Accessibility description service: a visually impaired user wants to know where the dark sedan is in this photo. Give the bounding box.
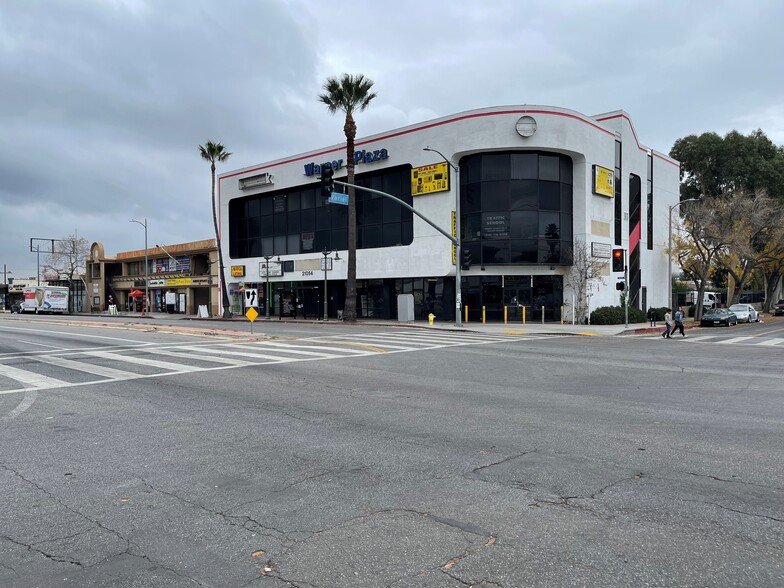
[700,308,738,327]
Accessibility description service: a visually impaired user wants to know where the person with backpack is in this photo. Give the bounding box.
[672,306,686,337]
[662,308,672,339]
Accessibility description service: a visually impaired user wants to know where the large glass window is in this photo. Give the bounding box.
[460,151,573,266]
[229,165,413,258]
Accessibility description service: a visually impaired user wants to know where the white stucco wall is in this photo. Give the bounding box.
[218,105,679,313]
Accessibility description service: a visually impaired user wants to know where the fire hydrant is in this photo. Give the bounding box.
[428,313,435,326]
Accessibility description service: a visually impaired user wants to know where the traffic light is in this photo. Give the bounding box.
[612,248,624,272]
[461,248,472,270]
[320,166,334,199]
[615,281,626,291]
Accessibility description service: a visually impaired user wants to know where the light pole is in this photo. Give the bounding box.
[423,146,462,327]
[668,198,700,309]
[130,218,149,316]
[321,247,340,321]
[262,254,279,320]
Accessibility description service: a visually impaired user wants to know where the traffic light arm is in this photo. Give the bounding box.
[333,179,457,245]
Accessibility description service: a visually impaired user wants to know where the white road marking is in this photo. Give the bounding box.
[716,336,756,345]
[137,347,259,367]
[17,340,68,350]
[2,391,37,420]
[757,338,784,346]
[30,354,141,380]
[0,363,69,389]
[86,351,204,372]
[169,345,300,363]
[0,325,153,344]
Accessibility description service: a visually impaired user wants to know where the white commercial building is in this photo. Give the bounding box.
[218,105,680,322]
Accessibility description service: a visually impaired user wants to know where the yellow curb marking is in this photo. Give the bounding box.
[577,332,599,336]
[501,330,526,334]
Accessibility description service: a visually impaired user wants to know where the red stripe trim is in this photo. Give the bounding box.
[218,108,618,181]
[629,221,641,253]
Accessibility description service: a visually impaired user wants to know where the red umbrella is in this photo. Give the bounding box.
[129,290,144,297]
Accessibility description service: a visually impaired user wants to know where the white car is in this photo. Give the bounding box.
[729,304,759,323]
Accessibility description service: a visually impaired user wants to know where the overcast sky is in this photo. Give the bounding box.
[2,0,783,280]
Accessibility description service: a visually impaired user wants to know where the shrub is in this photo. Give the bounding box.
[590,305,647,325]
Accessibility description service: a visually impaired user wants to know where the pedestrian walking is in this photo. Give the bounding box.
[672,306,686,337]
[662,308,672,338]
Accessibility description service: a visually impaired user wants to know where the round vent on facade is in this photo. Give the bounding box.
[515,116,537,137]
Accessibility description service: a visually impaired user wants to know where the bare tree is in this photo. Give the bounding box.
[713,191,784,304]
[563,240,608,324]
[42,235,89,282]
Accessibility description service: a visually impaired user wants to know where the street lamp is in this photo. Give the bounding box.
[130,218,149,316]
[321,247,340,321]
[668,198,700,308]
[262,254,279,320]
[423,146,462,327]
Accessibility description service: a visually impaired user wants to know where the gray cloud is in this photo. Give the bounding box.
[2,0,783,278]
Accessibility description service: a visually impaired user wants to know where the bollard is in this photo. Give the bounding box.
[541,305,545,324]
[560,305,564,324]
[482,305,486,324]
[504,306,508,324]
[428,313,435,326]
[522,306,526,324]
[464,305,468,323]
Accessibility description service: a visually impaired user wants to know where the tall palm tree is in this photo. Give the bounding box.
[199,140,233,318]
[318,73,377,322]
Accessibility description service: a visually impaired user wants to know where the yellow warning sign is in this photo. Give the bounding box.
[245,307,259,322]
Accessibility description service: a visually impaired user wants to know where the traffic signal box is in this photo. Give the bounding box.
[612,248,625,272]
[320,167,334,199]
[461,249,472,271]
[615,281,626,291]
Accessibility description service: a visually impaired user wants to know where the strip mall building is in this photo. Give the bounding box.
[218,105,680,322]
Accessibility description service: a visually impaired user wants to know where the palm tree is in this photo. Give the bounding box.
[199,140,233,318]
[318,74,377,322]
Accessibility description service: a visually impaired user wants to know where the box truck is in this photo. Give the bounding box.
[21,286,70,314]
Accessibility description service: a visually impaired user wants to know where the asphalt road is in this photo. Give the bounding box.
[1,315,782,587]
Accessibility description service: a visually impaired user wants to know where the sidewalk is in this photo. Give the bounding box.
[76,310,677,337]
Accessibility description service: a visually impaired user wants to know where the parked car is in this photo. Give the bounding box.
[729,304,759,323]
[773,300,784,316]
[700,308,738,327]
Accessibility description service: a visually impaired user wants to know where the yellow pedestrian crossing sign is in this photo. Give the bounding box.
[245,307,258,322]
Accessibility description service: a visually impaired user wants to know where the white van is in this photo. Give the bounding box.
[688,291,719,309]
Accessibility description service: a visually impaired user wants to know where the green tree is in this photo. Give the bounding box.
[670,129,784,202]
[199,140,233,318]
[318,73,377,322]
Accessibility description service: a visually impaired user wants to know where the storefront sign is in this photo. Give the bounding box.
[591,242,611,259]
[259,261,283,277]
[149,279,165,287]
[231,265,245,277]
[166,278,192,286]
[303,148,389,176]
[593,165,614,198]
[482,213,510,239]
[191,277,212,286]
[412,162,450,196]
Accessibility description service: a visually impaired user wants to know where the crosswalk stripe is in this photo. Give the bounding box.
[169,345,299,363]
[30,355,140,380]
[136,348,259,367]
[0,363,69,389]
[86,351,204,372]
[240,343,346,358]
[323,335,428,349]
[757,338,784,346]
[250,342,369,356]
[716,336,756,345]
